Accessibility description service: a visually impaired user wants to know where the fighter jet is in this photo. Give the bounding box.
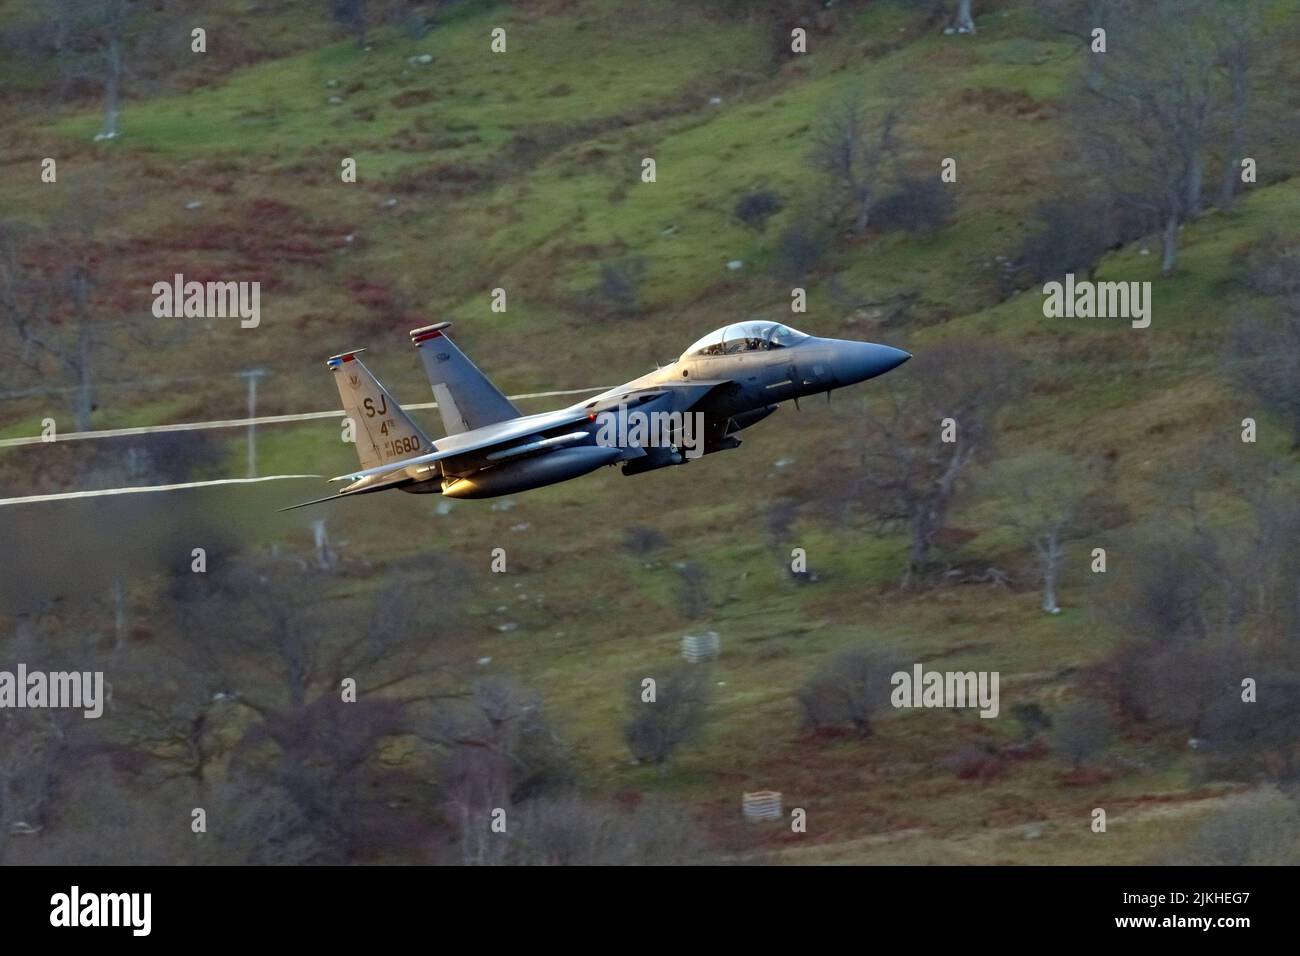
[282,321,909,510]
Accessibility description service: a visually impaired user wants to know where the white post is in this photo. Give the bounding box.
[238,369,267,478]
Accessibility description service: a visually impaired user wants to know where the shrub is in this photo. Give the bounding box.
[774,219,829,283]
[870,176,953,235]
[797,647,896,736]
[596,257,647,316]
[1052,699,1113,771]
[734,189,784,232]
[623,665,712,764]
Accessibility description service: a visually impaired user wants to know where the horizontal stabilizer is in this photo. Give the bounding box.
[330,405,595,484]
[278,475,410,512]
[278,491,359,512]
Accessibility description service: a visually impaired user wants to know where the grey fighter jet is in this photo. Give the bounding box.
[283,321,909,510]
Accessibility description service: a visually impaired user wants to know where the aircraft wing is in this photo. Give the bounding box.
[580,379,734,410]
[641,380,736,407]
[329,406,596,484]
[331,380,737,485]
[326,377,739,492]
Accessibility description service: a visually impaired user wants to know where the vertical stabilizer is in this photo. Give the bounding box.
[327,350,431,470]
[409,323,519,435]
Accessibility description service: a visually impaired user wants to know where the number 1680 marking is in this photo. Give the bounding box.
[385,436,420,457]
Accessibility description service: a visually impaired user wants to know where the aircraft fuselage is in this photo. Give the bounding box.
[290,323,909,510]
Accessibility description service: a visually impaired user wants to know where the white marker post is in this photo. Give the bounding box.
[237,368,267,478]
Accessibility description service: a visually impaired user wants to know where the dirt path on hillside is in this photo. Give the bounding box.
[732,787,1258,865]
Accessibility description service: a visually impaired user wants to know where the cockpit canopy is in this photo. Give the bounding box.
[681,322,810,359]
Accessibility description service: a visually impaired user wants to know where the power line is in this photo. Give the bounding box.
[0,475,322,508]
[0,387,613,449]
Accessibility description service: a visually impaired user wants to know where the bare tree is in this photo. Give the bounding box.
[1071,0,1251,274]
[1110,525,1240,649]
[993,450,1096,613]
[133,554,472,862]
[441,742,510,866]
[1227,306,1300,449]
[1036,1,1133,43]
[947,0,976,35]
[857,340,1025,586]
[0,708,79,863]
[767,497,812,581]
[95,0,126,139]
[7,764,192,866]
[1243,483,1300,648]
[13,0,195,136]
[1100,452,1300,741]
[506,793,710,866]
[809,96,901,236]
[0,195,114,431]
[435,676,571,865]
[329,0,370,49]
[0,616,97,864]
[1201,668,1300,784]
[100,635,238,817]
[1212,7,1258,211]
[623,665,712,765]
[1036,0,1134,90]
[1162,790,1300,865]
[903,0,976,36]
[37,0,133,140]
[1011,196,1115,287]
[674,561,713,620]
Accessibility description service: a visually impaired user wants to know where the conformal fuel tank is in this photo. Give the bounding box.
[440,445,622,499]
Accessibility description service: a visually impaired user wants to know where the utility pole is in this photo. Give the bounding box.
[237,368,267,478]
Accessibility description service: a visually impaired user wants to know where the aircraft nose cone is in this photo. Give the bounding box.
[875,344,912,373]
[836,342,911,384]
